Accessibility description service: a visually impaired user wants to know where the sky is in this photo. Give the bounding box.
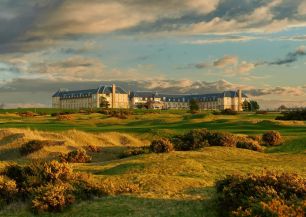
[0,0,306,109]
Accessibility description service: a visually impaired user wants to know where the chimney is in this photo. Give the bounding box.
[112,84,116,109]
[238,89,242,112]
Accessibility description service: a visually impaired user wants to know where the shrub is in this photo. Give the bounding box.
[0,176,18,207]
[42,160,73,183]
[19,111,36,117]
[207,131,237,147]
[32,183,75,213]
[20,140,65,156]
[120,136,130,145]
[173,129,210,151]
[236,139,263,152]
[59,149,91,163]
[221,109,238,115]
[4,164,32,191]
[256,110,268,114]
[119,147,149,158]
[20,140,45,155]
[216,172,306,217]
[1,160,140,214]
[87,145,102,153]
[276,109,306,121]
[262,130,283,146]
[56,114,73,121]
[247,135,262,144]
[149,139,174,153]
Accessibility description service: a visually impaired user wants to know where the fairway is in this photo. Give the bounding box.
[0,110,305,217]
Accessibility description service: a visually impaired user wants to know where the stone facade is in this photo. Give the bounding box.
[52,84,129,109]
[129,90,248,111]
[52,85,248,111]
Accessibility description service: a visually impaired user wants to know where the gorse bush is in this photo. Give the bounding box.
[32,183,75,214]
[87,145,102,153]
[236,137,263,152]
[20,140,65,156]
[1,160,140,213]
[262,130,283,146]
[173,129,210,151]
[207,131,237,147]
[216,172,306,217]
[56,114,73,121]
[276,109,306,120]
[221,109,238,115]
[59,149,91,163]
[119,147,149,158]
[42,160,73,183]
[149,138,174,153]
[0,175,18,207]
[172,129,262,151]
[20,140,44,155]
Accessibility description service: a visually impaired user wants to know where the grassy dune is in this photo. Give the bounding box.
[0,111,305,216]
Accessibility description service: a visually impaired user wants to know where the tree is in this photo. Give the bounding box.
[278,105,287,112]
[99,97,110,109]
[250,100,260,111]
[189,99,199,113]
[0,103,4,109]
[242,100,250,111]
[243,100,260,112]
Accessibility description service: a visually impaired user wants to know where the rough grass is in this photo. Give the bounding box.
[0,128,147,164]
[0,111,305,217]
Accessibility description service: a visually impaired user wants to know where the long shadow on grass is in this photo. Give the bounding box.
[0,193,217,217]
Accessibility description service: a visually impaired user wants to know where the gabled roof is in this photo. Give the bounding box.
[98,86,127,94]
[130,90,248,102]
[129,91,158,98]
[52,85,127,99]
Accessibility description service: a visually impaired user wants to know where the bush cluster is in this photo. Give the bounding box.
[20,140,65,156]
[98,109,133,119]
[119,147,149,158]
[173,129,210,151]
[173,129,239,150]
[51,111,76,117]
[87,145,102,153]
[18,111,37,117]
[213,109,238,115]
[56,114,73,121]
[0,160,139,213]
[149,139,174,153]
[172,129,283,152]
[236,137,263,152]
[216,172,306,217]
[276,109,306,121]
[0,175,18,208]
[32,183,75,214]
[207,131,237,147]
[59,149,91,163]
[256,110,268,114]
[262,130,283,146]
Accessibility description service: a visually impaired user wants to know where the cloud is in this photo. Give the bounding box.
[26,0,220,37]
[213,55,238,68]
[298,1,306,15]
[238,62,256,73]
[183,35,257,45]
[268,46,306,65]
[192,55,256,74]
[2,0,306,54]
